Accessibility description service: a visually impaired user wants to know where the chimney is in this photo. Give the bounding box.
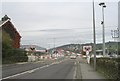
[1,15,11,21]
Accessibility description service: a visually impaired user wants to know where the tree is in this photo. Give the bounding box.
[2,31,28,64]
[2,31,13,58]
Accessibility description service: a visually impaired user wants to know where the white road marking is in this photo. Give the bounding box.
[2,60,64,80]
[16,62,27,65]
[34,61,44,64]
[73,62,77,79]
[28,68,39,73]
[2,63,55,80]
[2,70,30,80]
[74,62,76,65]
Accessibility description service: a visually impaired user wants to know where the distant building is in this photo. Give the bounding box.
[0,15,21,48]
[21,45,46,52]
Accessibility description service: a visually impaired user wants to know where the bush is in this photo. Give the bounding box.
[2,48,28,64]
[2,41,28,64]
[90,57,120,80]
[2,31,28,64]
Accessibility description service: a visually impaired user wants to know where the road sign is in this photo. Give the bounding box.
[83,46,92,52]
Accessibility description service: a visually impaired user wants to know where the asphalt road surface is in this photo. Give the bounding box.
[2,60,52,78]
[2,59,76,79]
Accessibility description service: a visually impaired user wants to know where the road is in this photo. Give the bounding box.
[2,58,77,79]
[2,60,53,78]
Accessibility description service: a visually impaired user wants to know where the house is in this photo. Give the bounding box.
[0,15,21,48]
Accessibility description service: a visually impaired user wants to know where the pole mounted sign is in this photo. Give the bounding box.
[83,46,92,52]
[83,45,92,64]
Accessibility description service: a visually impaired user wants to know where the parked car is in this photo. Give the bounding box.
[70,54,76,59]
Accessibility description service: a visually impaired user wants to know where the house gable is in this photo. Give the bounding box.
[0,15,21,48]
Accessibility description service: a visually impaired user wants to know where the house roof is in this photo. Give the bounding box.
[0,15,21,38]
[0,19,10,27]
[0,15,11,27]
[0,21,3,25]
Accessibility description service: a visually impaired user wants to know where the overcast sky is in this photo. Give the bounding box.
[1,0,119,48]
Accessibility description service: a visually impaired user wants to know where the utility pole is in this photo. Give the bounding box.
[118,2,120,56]
[99,2,106,57]
[92,0,96,71]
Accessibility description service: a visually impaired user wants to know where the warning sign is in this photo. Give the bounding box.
[83,46,92,52]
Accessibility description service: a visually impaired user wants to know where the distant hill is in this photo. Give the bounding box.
[21,45,46,50]
[50,41,118,54]
[56,42,118,49]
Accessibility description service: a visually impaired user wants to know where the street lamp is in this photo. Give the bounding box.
[99,2,106,57]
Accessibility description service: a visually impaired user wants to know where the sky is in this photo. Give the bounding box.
[1,0,119,48]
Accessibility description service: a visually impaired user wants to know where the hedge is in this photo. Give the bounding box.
[2,32,28,64]
[90,57,120,80]
[2,48,28,64]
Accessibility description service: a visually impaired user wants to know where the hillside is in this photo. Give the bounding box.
[21,45,46,50]
[50,42,119,54]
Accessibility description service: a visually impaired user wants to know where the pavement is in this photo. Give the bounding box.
[76,57,106,80]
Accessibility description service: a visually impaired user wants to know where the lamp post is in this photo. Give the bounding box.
[99,2,106,57]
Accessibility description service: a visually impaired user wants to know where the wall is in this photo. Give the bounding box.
[2,21,21,48]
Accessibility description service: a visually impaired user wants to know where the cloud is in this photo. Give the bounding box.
[2,1,118,48]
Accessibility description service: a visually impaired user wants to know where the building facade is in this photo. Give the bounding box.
[0,15,21,48]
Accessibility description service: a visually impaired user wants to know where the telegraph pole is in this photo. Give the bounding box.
[93,0,96,71]
[118,2,120,57]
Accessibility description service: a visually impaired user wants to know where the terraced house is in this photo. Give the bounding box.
[0,15,21,48]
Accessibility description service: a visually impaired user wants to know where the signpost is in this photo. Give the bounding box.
[83,46,92,64]
[83,46,92,52]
